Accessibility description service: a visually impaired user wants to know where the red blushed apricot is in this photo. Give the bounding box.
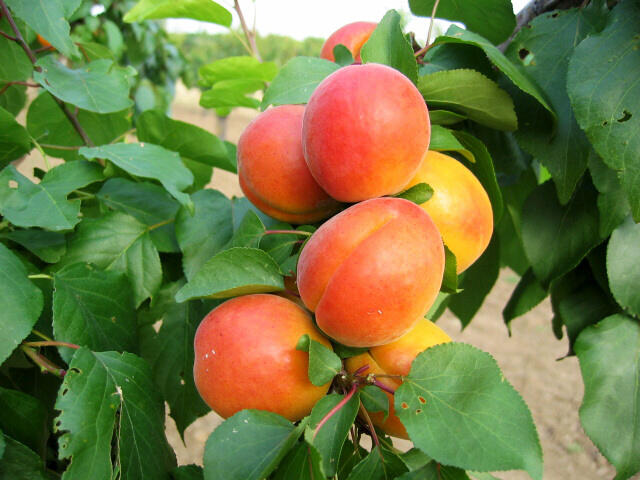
[320,21,377,62]
[297,197,444,347]
[237,105,340,224]
[302,64,431,202]
[404,150,493,273]
[193,294,332,421]
[346,319,452,438]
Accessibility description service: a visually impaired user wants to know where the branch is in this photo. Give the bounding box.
[234,0,262,61]
[0,0,94,147]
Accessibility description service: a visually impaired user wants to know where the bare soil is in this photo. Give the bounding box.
[16,84,617,479]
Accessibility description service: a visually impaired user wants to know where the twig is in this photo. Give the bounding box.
[21,346,66,377]
[0,1,37,64]
[33,45,54,54]
[24,340,80,350]
[234,0,262,61]
[313,383,358,440]
[40,143,81,151]
[414,0,441,57]
[0,29,16,41]
[371,378,396,395]
[358,403,381,450]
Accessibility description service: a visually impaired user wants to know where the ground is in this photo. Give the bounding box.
[17,84,617,479]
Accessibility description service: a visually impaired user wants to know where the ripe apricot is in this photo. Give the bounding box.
[297,197,444,347]
[346,319,452,438]
[302,64,431,202]
[320,21,377,62]
[193,294,332,421]
[36,34,52,49]
[237,105,340,224]
[404,150,493,273]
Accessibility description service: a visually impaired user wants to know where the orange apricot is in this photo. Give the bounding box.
[297,197,444,347]
[320,21,377,62]
[193,294,332,421]
[237,105,340,224]
[302,63,431,202]
[404,150,493,273]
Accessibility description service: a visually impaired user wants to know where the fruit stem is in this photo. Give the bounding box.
[371,378,396,395]
[352,364,370,377]
[24,340,80,350]
[263,229,312,237]
[313,382,358,440]
[21,346,66,378]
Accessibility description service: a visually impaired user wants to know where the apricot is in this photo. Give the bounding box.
[193,294,332,421]
[320,21,377,62]
[404,150,493,273]
[302,63,431,202]
[36,34,52,49]
[237,105,340,224]
[346,319,452,438]
[297,197,444,347]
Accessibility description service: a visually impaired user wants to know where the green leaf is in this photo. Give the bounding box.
[440,245,459,294]
[259,224,298,266]
[399,449,432,471]
[0,84,27,116]
[175,190,233,280]
[0,387,48,456]
[397,462,470,479]
[137,110,236,173]
[0,106,30,166]
[429,125,474,163]
[96,178,180,253]
[394,182,433,205]
[598,189,631,239]
[296,335,341,387]
[271,441,325,480]
[139,282,211,436]
[568,1,640,220]
[55,348,176,479]
[448,237,500,327]
[5,0,80,58]
[360,385,389,421]
[419,69,516,131]
[429,110,467,126]
[503,269,548,329]
[337,441,368,478]
[575,315,640,480]
[305,392,360,477]
[172,465,203,480]
[80,143,194,209]
[396,343,542,480]
[34,57,134,113]
[409,0,515,44]
[607,217,640,317]
[432,26,553,117]
[199,56,277,86]
[76,41,116,61]
[453,131,504,223]
[3,229,66,263]
[506,9,602,204]
[27,92,130,161]
[225,210,265,249]
[0,161,103,231]
[52,263,137,362]
[521,180,600,287]
[0,435,49,480]
[175,248,284,302]
[261,57,340,108]
[0,18,32,82]
[346,446,408,480]
[200,79,264,110]
[333,44,355,66]
[58,212,162,307]
[124,0,231,26]
[360,10,418,84]
[203,410,304,480]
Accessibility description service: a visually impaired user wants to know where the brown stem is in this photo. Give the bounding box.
[371,378,396,395]
[0,29,16,41]
[313,383,358,440]
[414,0,441,57]
[358,403,381,449]
[234,0,262,61]
[21,346,66,377]
[24,340,80,350]
[33,45,54,54]
[0,1,38,64]
[352,364,370,377]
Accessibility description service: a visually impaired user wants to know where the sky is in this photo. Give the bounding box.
[166,0,531,42]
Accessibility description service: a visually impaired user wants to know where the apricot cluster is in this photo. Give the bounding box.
[193,25,494,435]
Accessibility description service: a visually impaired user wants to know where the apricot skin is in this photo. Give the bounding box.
[404,150,493,273]
[193,294,332,421]
[297,197,444,347]
[346,319,452,438]
[302,64,431,202]
[320,21,377,62]
[237,105,339,224]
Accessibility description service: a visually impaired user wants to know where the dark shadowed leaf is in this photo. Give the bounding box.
[0,387,48,456]
[0,106,31,165]
[0,435,50,480]
[503,269,547,329]
[271,442,325,480]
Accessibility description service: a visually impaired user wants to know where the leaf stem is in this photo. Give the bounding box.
[313,382,358,440]
[0,29,16,41]
[28,273,53,280]
[263,229,312,237]
[148,218,174,231]
[21,346,66,377]
[31,329,54,341]
[358,402,381,450]
[371,378,396,395]
[24,340,80,350]
[414,0,441,58]
[40,143,81,151]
